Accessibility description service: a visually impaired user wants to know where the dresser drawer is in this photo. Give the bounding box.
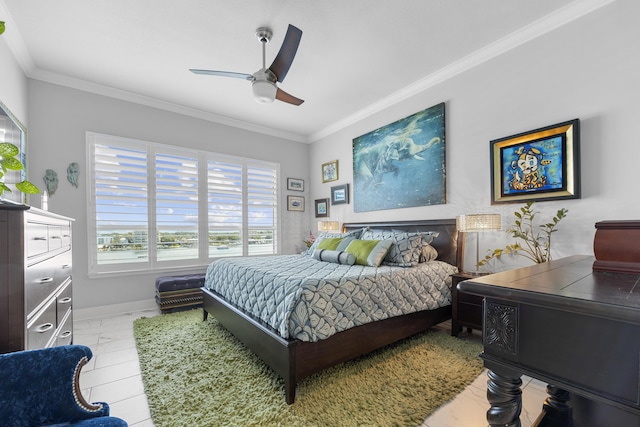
[25,251,72,318]
[56,279,73,322]
[26,214,72,258]
[27,297,57,350]
[457,290,483,305]
[56,309,73,347]
[26,221,49,257]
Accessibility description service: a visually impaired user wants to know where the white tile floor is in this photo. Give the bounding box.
[75,309,547,427]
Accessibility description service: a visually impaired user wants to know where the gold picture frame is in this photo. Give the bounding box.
[490,119,580,204]
[321,160,338,183]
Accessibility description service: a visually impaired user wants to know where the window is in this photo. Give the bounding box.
[87,132,279,275]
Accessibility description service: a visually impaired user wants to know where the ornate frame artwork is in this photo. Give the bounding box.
[490,119,580,204]
[352,102,446,212]
[321,160,338,183]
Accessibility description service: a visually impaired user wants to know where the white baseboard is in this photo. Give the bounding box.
[74,298,159,321]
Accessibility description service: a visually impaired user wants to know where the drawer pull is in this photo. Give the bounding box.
[59,330,72,339]
[61,264,71,269]
[37,277,54,284]
[59,297,72,304]
[51,236,61,239]
[35,323,54,333]
[33,237,48,241]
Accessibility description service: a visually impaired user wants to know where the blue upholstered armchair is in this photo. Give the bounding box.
[0,345,128,427]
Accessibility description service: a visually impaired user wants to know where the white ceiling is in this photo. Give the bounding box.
[3,0,604,143]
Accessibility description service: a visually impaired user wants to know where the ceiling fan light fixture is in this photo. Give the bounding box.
[252,80,277,103]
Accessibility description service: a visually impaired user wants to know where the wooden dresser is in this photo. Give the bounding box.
[0,203,74,354]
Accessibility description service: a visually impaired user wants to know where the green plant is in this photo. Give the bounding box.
[0,142,39,197]
[479,201,568,266]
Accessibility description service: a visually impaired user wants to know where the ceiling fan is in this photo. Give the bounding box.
[190,24,304,106]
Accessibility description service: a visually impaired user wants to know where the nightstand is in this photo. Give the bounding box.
[450,272,486,337]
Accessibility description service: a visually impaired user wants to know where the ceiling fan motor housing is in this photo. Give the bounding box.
[252,80,277,103]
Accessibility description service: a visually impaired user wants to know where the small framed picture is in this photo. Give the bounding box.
[331,184,349,205]
[287,195,305,212]
[321,160,339,183]
[287,178,304,192]
[315,198,330,218]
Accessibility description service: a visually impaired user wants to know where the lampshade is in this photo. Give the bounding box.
[457,214,501,232]
[252,80,277,103]
[317,221,341,232]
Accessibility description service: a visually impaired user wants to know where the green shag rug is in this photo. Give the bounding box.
[133,309,483,427]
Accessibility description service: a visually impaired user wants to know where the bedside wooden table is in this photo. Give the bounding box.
[450,272,485,336]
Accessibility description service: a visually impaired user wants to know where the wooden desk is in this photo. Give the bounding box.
[459,256,640,427]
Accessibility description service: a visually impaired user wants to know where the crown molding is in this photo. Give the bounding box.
[308,0,616,143]
[28,68,308,143]
[2,0,615,144]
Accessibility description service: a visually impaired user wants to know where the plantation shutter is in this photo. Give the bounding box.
[247,163,278,255]
[207,159,243,257]
[87,132,280,275]
[155,148,199,261]
[91,138,149,266]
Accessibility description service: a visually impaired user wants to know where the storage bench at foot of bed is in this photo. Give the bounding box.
[155,274,205,313]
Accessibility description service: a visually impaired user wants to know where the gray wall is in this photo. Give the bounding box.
[26,81,310,312]
[309,0,640,272]
[5,0,639,312]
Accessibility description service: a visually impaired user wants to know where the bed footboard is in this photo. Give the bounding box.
[202,286,451,404]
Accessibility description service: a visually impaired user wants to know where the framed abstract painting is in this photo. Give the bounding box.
[352,103,446,212]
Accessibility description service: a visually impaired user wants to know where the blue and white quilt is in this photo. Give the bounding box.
[204,254,457,342]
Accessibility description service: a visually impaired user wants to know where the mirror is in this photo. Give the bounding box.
[0,101,27,204]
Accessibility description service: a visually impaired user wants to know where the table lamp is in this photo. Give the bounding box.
[456,214,502,274]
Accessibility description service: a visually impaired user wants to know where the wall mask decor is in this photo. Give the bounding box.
[67,162,79,188]
[352,102,446,212]
[43,169,58,196]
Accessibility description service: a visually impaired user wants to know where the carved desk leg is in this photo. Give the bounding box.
[532,385,572,426]
[486,368,523,427]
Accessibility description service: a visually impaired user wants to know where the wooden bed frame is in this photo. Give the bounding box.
[202,219,459,404]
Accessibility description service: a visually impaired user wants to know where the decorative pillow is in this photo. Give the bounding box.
[391,230,440,264]
[313,249,356,265]
[361,230,421,266]
[305,228,365,255]
[345,239,393,267]
[316,237,344,251]
[420,244,439,262]
[316,236,357,252]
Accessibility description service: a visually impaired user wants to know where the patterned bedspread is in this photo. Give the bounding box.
[204,254,457,342]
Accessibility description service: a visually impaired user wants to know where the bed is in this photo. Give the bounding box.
[201,219,460,404]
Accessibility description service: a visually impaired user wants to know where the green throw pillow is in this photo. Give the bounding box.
[316,237,344,251]
[345,239,393,267]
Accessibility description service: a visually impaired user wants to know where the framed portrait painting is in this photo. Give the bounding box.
[490,119,580,204]
[352,102,446,212]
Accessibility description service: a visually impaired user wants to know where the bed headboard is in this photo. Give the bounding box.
[342,219,460,268]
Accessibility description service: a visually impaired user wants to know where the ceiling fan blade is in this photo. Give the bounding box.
[276,88,304,106]
[189,69,254,81]
[268,24,302,83]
